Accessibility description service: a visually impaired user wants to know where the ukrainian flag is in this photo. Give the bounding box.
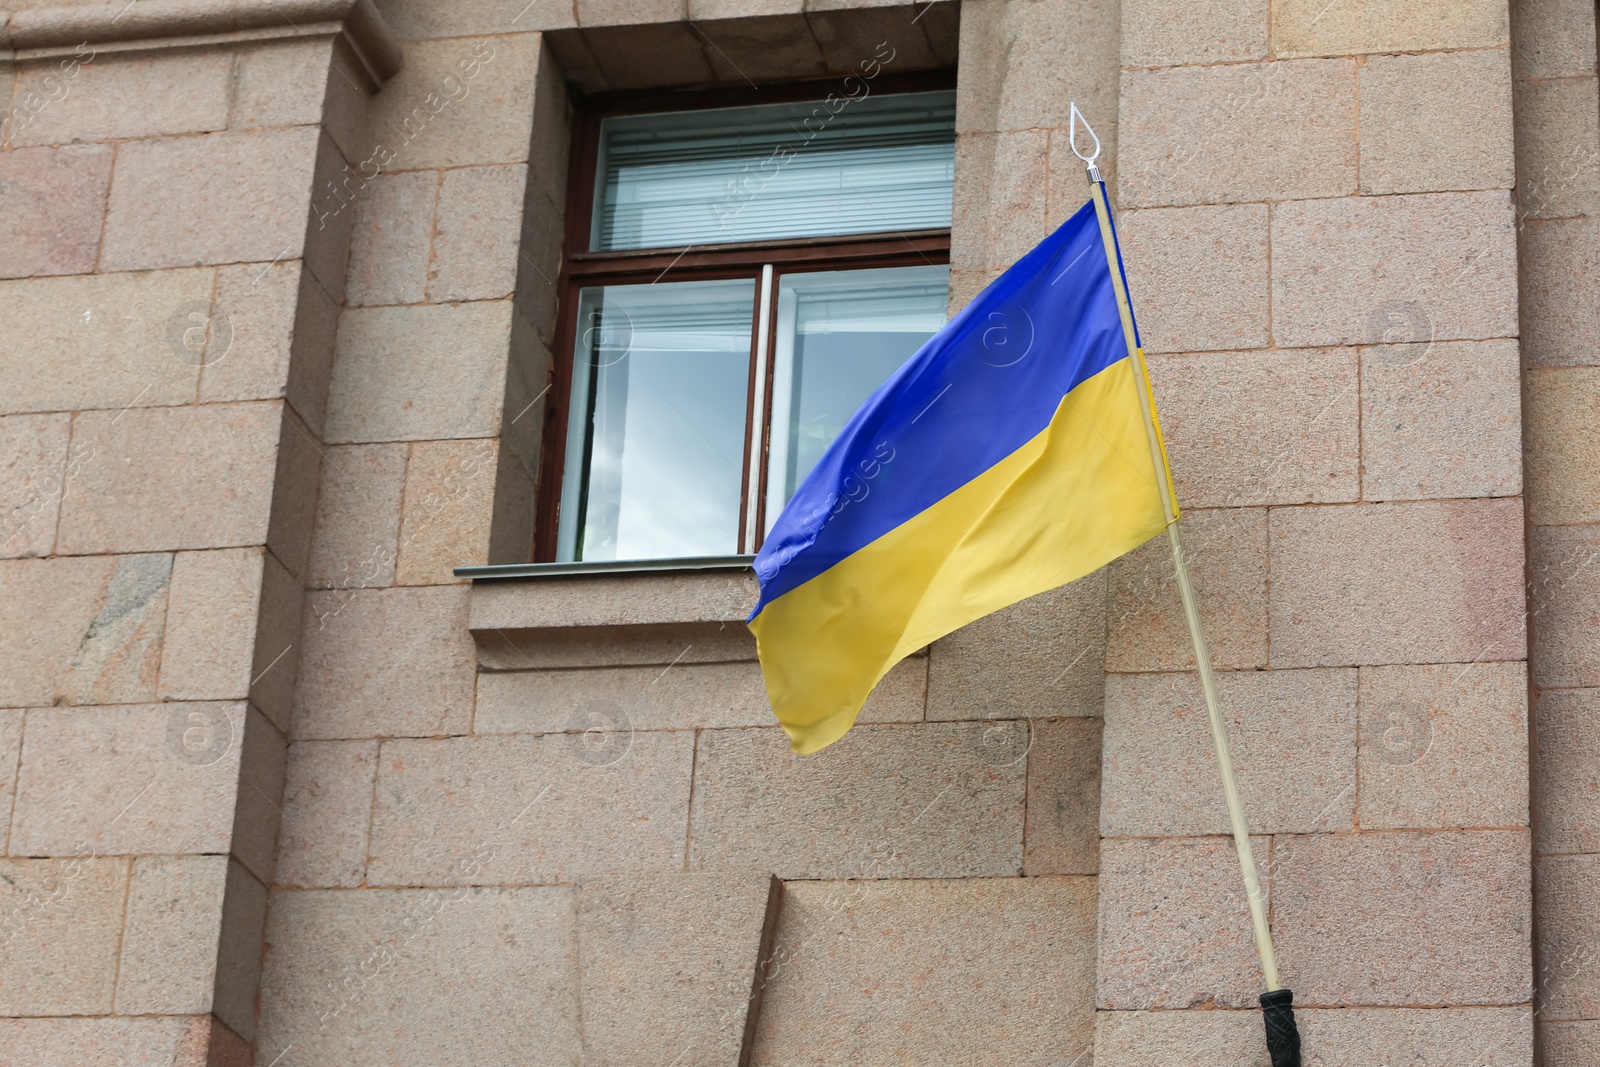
[750,195,1180,754]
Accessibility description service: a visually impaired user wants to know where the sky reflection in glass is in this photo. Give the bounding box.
[560,278,755,561]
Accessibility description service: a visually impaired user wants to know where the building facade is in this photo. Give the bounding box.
[0,0,1595,1062]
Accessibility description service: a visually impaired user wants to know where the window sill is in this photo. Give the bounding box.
[464,557,760,670]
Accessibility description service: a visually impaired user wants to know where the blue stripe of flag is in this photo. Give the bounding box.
[752,198,1127,618]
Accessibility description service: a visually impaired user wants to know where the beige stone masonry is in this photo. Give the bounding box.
[1107,506,1268,672]
[951,0,1118,281]
[0,554,171,708]
[0,412,71,560]
[1539,853,1600,1020]
[258,872,782,1067]
[1097,835,1273,1009]
[325,301,516,443]
[1356,662,1529,831]
[1119,204,1270,353]
[56,402,283,556]
[533,3,958,95]
[0,0,401,87]
[0,0,1560,1059]
[344,170,437,307]
[1521,218,1600,368]
[1535,687,1600,855]
[1096,1007,1532,1066]
[213,857,270,1041]
[356,34,544,171]
[1529,524,1600,691]
[926,573,1106,721]
[0,711,20,853]
[556,22,716,90]
[578,872,781,1066]
[951,129,1054,271]
[1269,499,1526,668]
[1121,0,1268,68]
[754,877,1097,1067]
[0,2,401,1058]
[1545,1020,1600,1064]
[11,702,245,856]
[158,548,268,702]
[0,1016,220,1065]
[230,703,290,883]
[1024,717,1103,876]
[1514,0,1596,80]
[1109,0,1533,1047]
[0,269,212,417]
[1273,831,1531,1006]
[1271,0,1507,58]
[367,730,695,885]
[470,568,760,629]
[264,408,326,584]
[1360,339,1523,501]
[115,855,230,1016]
[305,442,407,590]
[0,856,129,1015]
[1120,59,1358,209]
[376,0,575,39]
[476,655,926,734]
[463,541,766,684]
[1271,191,1519,350]
[482,620,760,671]
[0,145,113,278]
[259,885,580,1066]
[656,12,822,86]
[1518,0,1600,1051]
[429,163,529,303]
[234,39,367,152]
[1147,348,1359,506]
[274,739,379,888]
[294,583,475,739]
[394,437,501,584]
[1359,50,1515,196]
[1515,77,1600,220]
[251,549,305,731]
[9,50,233,146]
[1526,365,1600,525]
[956,0,1116,136]
[1102,668,1357,837]
[199,262,341,439]
[690,722,1026,880]
[576,0,687,28]
[103,127,326,272]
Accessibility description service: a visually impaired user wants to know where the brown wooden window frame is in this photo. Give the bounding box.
[534,70,956,563]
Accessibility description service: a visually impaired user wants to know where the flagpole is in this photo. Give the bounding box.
[1069,105,1302,1067]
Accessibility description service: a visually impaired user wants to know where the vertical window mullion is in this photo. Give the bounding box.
[742,264,775,554]
[763,268,799,544]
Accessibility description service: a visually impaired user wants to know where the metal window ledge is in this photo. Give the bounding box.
[454,555,754,581]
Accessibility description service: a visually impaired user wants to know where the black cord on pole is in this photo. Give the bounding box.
[1261,988,1302,1067]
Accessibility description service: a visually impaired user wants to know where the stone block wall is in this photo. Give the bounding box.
[0,0,1578,1063]
[257,3,1107,1066]
[1514,0,1600,1062]
[0,1,400,1060]
[1101,0,1535,1061]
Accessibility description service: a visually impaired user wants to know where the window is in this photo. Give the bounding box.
[540,77,956,563]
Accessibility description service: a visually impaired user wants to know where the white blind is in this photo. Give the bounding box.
[592,90,956,251]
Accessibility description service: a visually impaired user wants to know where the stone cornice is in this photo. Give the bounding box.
[1,0,403,87]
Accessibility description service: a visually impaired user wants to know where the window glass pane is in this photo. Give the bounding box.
[765,265,949,531]
[593,90,956,251]
[559,278,755,561]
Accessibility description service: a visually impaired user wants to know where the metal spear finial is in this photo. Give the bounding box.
[1068,102,1103,184]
